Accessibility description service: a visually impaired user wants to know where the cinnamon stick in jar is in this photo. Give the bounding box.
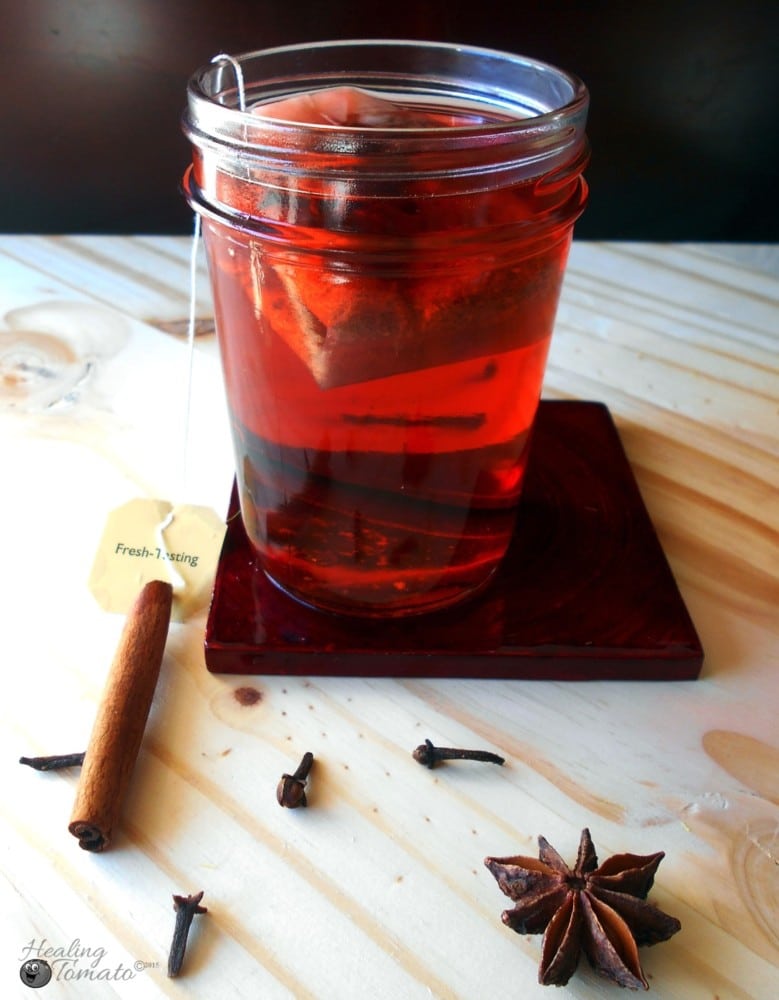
[69,580,173,851]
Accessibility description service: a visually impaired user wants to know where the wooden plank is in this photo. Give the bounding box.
[2,238,777,999]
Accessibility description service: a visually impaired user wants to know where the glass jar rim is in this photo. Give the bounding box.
[185,38,589,141]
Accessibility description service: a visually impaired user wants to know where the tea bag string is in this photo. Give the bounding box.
[139,55,249,592]
[180,208,200,499]
[166,52,247,558]
[151,207,201,592]
[210,53,247,112]
[181,53,246,487]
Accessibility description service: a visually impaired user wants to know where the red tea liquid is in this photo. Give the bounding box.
[198,90,581,615]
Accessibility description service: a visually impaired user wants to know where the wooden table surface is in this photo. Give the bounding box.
[1,237,777,999]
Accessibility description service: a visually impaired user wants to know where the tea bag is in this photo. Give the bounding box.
[248,87,550,389]
[251,85,461,127]
[253,247,559,390]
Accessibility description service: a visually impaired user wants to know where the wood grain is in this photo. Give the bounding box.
[2,238,777,999]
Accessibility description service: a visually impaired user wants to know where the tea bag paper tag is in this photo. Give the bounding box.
[88,499,226,622]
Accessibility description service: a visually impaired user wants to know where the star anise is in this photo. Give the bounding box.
[485,828,681,989]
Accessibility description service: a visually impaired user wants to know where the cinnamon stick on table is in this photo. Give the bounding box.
[69,579,173,851]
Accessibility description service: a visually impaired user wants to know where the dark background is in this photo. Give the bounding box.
[1,0,777,240]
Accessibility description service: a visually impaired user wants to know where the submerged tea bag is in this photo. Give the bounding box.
[241,86,559,390]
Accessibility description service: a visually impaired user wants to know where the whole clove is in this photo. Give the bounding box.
[412,738,505,769]
[19,753,85,771]
[276,751,314,808]
[168,890,207,978]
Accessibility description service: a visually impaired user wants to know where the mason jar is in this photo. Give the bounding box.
[183,39,589,616]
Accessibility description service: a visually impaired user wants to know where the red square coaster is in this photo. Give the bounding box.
[204,401,703,679]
